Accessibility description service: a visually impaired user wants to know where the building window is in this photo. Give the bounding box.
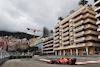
[70,28,73,32]
[70,32,73,36]
[70,19,73,22]
[60,36,62,39]
[70,23,73,27]
[60,32,62,36]
[71,43,74,45]
[71,37,74,42]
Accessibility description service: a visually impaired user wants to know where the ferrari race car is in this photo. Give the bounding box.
[47,58,76,65]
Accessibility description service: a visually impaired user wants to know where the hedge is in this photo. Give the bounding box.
[9,56,32,59]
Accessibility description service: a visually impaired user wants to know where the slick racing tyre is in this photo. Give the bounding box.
[56,61,61,64]
[50,60,54,64]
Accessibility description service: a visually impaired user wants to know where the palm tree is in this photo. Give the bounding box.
[79,0,88,6]
[94,0,98,2]
[87,4,92,8]
[70,10,75,14]
[58,17,64,21]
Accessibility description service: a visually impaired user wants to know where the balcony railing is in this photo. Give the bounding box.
[62,37,69,41]
[62,23,69,28]
[73,20,83,27]
[43,47,53,50]
[62,27,69,32]
[74,26,84,32]
[43,44,53,48]
[85,24,97,30]
[84,9,96,15]
[94,0,100,6]
[94,6,100,12]
[96,20,100,25]
[54,36,59,40]
[62,41,69,45]
[74,31,85,37]
[95,13,100,18]
[62,32,69,36]
[84,13,95,19]
[73,15,83,22]
[54,40,59,43]
[85,30,100,35]
[86,36,99,40]
[54,32,59,36]
[54,44,59,47]
[72,11,83,18]
[74,37,85,43]
[84,19,96,24]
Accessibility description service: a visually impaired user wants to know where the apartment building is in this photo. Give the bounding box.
[94,0,100,39]
[42,36,54,55]
[54,6,100,56]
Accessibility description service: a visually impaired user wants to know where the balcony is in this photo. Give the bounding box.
[43,51,54,53]
[43,40,53,45]
[61,18,69,25]
[96,20,100,25]
[54,44,59,47]
[85,24,97,30]
[62,41,69,45]
[74,26,84,32]
[54,32,59,36]
[62,27,69,32]
[85,30,100,35]
[98,35,100,39]
[72,10,83,18]
[95,13,100,18]
[55,24,59,29]
[62,23,69,28]
[54,36,59,40]
[74,31,85,37]
[97,27,100,31]
[84,9,96,15]
[94,0,100,6]
[54,40,59,44]
[86,36,98,40]
[94,6,100,12]
[43,44,53,48]
[62,32,69,36]
[84,13,95,19]
[73,20,83,27]
[73,15,83,22]
[74,37,85,43]
[43,47,53,50]
[55,28,59,32]
[62,37,69,41]
[84,19,96,24]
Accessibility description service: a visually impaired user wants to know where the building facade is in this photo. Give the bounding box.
[42,36,54,55]
[94,0,100,38]
[54,6,100,56]
[34,36,43,55]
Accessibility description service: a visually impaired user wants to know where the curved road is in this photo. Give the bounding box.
[1,58,100,67]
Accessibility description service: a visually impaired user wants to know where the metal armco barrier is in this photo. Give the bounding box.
[0,57,9,65]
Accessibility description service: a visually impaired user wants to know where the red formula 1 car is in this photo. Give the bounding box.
[47,58,76,65]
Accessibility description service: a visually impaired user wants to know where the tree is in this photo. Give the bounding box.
[94,0,98,2]
[87,4,92,8]
[79,0,88,6]
[29,46,38,52]
[70,10,75,14]
[58,17,64,21]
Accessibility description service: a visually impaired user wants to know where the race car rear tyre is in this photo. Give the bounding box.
[55,61,61,64]
[50,60,54,64]
[68,61,72,65]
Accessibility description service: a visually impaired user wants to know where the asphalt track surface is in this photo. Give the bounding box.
[1,58,100,67]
